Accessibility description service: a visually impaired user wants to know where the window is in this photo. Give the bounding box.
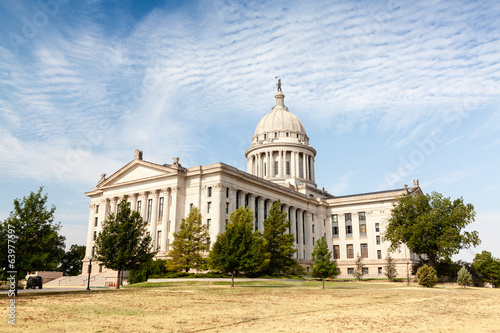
[359,223,367,236]
[137,200,142,213]
[332,214,338,223]
[378,267,383,275]
[297,133,299,138]
[147,199,152,223]
[332,226,339,238]
[312,214,315,221]
[286,161,290,175]
[345,213,352,222]
[313,237,315,246]
[264,133,267,139]
[345,225,352,236]
[207,202,212,214]
[157,231,162,251]
[264,163,266,176]
[94,217,98,227]
[346,244,354,259]
[93,231,97,241]
[225,219,228,227]
[226,202,229,214]
[375,223,380,232]
[274,132,277,138]
[358,211,366,222]
[377,250,382,259]
[274,161,278,176]
[91,246,95,257]
[347,268,354,275]
[361,243,368,258]
[324,219,326,227]
[362,267,369,275]
[207,219,211,230]
[158,197,164,221]
[376,235,381,245]
[312,225,315,233]
[286,132,289,137]
[226,187,229,198]
[190,203,193,211]
[95,205,99,214]
[208,186,212,197]
[333,245,340,259]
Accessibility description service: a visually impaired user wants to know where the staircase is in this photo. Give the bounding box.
[44,272,121,288]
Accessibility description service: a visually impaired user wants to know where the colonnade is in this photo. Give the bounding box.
[247,150,315,182]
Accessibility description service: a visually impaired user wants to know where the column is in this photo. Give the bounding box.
[139,192,148,221]
[278,150,283,177]
[131,193,138,211]
[297,209,303,259]
[304,211,309,260]
[161,188,170,252]
[150,190,160,251]
[238,191,245,208]
[302,154,307,179]
[266,151,271,178]
[168,187,179,246]
[257,197,265,231]
[311,158,315,182]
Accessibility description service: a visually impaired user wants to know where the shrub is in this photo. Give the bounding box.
[457,266,472,288]
[129,259,169,284]
[416,265,438,287]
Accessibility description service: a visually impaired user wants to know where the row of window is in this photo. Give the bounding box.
[346,267,385,275]
[333,244,383,260]
[331,212,380,238]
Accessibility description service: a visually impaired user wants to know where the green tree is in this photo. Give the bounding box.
[416,265,438,287]
[353,254,365,281]
[311,236,339,289]
[384,253,398,282]
[166,207,210,272]
[1,188,65,295]
[95,198,154,289]
[60,244,86,276]
[472,251,500,287]
[262,200,298,275]
[208,206,268,287]
[384,192,480,268]
[457,266,472,288]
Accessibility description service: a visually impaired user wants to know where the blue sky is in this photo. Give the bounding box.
[0,0,499,261]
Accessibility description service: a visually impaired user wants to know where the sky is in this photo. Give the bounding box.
[0,0,499,262]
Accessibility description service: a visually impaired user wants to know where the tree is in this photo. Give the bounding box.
[60,244,86,276]
[457,266,472,288]
[311,236,339,289]
[353,254,365,281]
[384,192,480,268]
[208,206,268,287]
[95,198,155,289]
[384,253,398,282]
[1,188,65,295]
[472,251,500,287]
[416,265,438,287]
[166,207,210,272]
[262,200,298,275]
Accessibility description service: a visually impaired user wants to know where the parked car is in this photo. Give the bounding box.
[26,276,43,289]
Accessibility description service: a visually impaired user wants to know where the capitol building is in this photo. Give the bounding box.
[83,85,420,278]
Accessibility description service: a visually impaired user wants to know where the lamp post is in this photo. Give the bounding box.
[86,256,93,291]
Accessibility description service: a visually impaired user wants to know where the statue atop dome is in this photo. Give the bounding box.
[277,78,282,92]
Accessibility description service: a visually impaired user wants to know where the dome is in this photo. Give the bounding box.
[253,90,307,138]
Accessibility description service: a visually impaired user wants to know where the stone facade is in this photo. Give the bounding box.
[83,87,420,279]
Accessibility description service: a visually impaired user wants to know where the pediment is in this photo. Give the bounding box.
[100,161,175,187]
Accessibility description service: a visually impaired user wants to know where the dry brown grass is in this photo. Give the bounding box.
[1,280,499,332]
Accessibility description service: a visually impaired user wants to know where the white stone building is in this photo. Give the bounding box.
[83,87,420,278]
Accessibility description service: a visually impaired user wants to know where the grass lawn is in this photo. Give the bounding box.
[1,280,499,332]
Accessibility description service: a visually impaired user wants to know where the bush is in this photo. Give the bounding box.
[457,266,472,288]
[416,265,438,287]
[129,259,169,284]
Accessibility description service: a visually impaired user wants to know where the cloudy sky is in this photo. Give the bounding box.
[0,0,499,261]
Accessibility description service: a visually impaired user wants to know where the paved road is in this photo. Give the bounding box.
[0,286,111,294]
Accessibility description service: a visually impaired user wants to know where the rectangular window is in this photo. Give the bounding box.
[208,186,212,197]
[147,199,153,223]
[94,217,98,227]
[93,231,97,241]
[225,219,229,227]
[91,246,95,257]
[375,223,380,232]
[226,202,229,214]
[274,131,278,138]
[362,267,369,275]
[312,213,315,221]
[359,223,367,236]
[378,267,383,275]
[358,211,366,221]
[157,231,162,251]
[376,235,381,245]
[346,244,354,259]
[158,197,164,221]
[348,268,354,275]
[345,213,352,222]
[377,250,382,259]
[207,219,211,230]
[207,202,212,214]
[95,205,99,214]
[345,225,352,236]
[332,226,339,238]
[286,161,290,175]
[361,243,368,258]
[332,214,338,223]
[313,237,315,246]
[264,163,266,176]
[190,203,193,211]
[137,200,142,213]
[226,187,229,198]
[312,225,315,233]
[333,245,340,259]
[274,161,278,176]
